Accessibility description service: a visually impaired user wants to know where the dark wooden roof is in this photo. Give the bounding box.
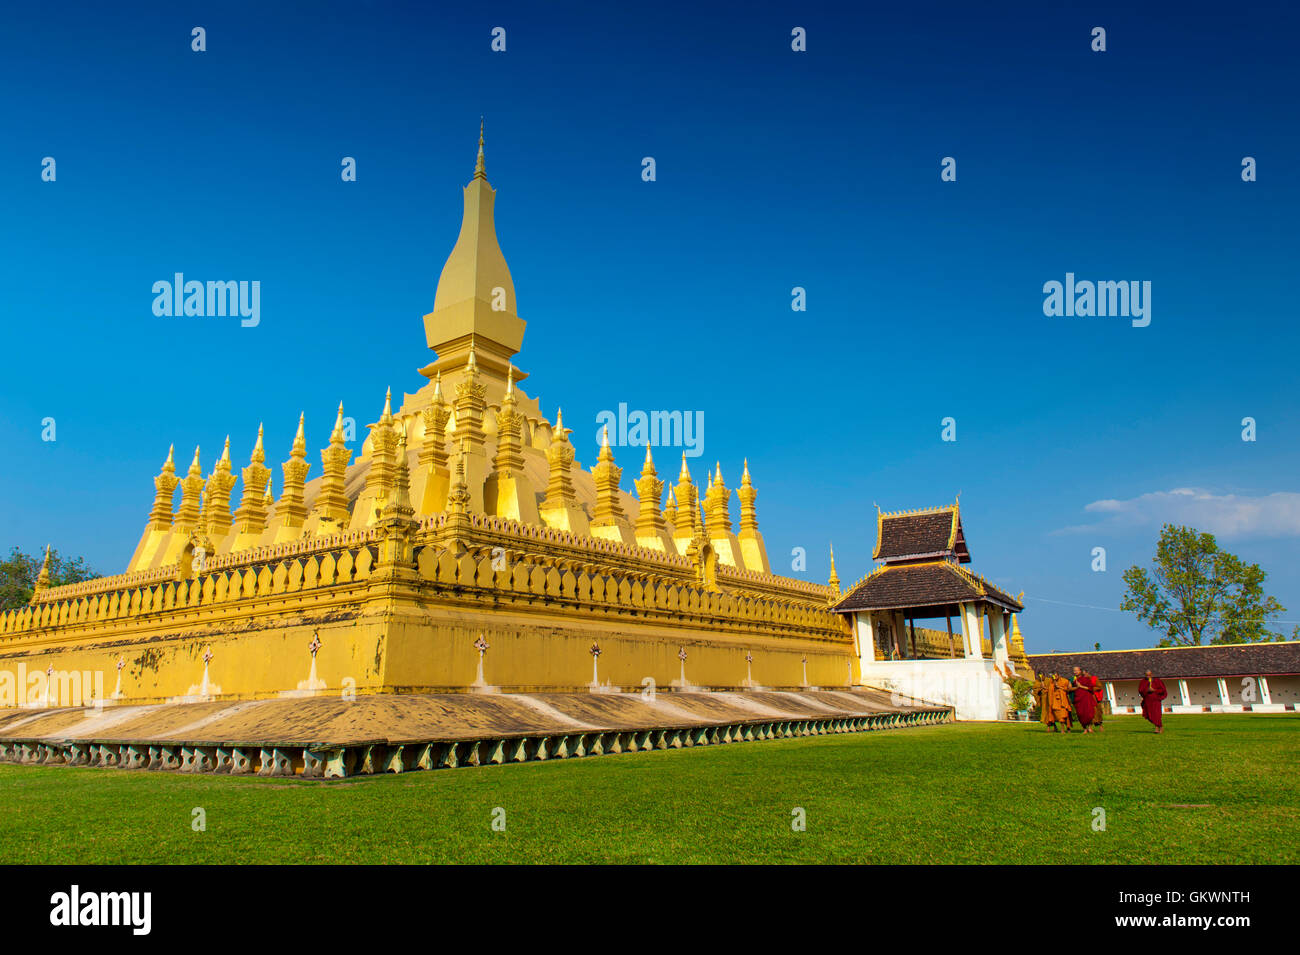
[832,561,1023,614]
[1026,642,1300,680]
[873,506,970,563]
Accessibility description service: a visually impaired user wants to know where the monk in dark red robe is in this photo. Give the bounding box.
[1071,666,1097,732]
[1138,669,1167,733]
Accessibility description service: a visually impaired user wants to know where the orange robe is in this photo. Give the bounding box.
[1045,677,1072,725]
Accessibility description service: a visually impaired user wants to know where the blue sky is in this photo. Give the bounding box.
[2,1,1297,652]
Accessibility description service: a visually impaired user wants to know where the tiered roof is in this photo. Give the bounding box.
[833,500,1020,616]
[873,503,969,563]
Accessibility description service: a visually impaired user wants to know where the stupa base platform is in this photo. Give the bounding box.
[0,687,952,778]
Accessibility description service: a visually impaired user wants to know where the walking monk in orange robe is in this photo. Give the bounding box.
[1039,672,1073,732]
[1138,669,1167,734]
[1071,666,1098,733]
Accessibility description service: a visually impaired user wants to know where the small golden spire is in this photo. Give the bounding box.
[598,426,614,462]
[644,444,654,468]
[433,370,443,400]
[187,446,202,477]
[251,424,265,464]
[679,452,691,481]
[506,363,515,395]
[828,543,840,593]
[163,444,176,472]
[31,544,52,600]
[219,435,232,467]
[742,458,752,485]
[380,387,393,423]
[474,117,487,181]
[292,413,306,455]
[330,402,345,443]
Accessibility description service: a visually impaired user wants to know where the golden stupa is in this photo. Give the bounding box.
[0,128,852,703]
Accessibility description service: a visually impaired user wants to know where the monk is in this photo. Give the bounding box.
[1071,666,1098,733]
[1042,672,1073,732]
[1032,675,1052,730]
[1083,667,1105,731]
[1138,669,1167,734]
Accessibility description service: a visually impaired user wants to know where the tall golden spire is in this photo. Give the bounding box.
[420,121,523,381]
[828,543,841,594]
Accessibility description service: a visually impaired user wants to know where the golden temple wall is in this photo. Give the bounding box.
[0,520,853,706]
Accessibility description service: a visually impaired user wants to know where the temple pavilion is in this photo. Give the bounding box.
[831,502,1026,719]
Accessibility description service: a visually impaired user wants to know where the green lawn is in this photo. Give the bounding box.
[1,714,1295,864]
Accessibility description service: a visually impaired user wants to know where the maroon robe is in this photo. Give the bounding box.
[1072,677,1097,726]
[1138,677,1167,727]
[1073,675,1099,725]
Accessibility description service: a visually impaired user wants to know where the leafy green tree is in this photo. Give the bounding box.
[1120,524,1287,646]
[0,546,98,611]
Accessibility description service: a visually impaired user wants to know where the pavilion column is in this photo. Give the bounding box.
[988,610,1008,671]
[959,602,983,659]
[1216,678,1230,707]
[1105,682,1118,709]
[1178,680,1191,707]
[1259,676,1272,705]
[892,610,907,659]
[854,613,877,665]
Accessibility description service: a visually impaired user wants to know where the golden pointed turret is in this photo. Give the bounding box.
[275,413,312,541]
[663,485,679,527]
[381,432,415,522]
[128,444,184,570]
[491,365,525,475]
[202,436,238,539]
[828,543,841,594]
[146,444,180,529]
[590,427,633,543]
[415,371,453,515]
[483,363,539,523]
[353,388,402,529]
[441,450,474,548]
[736,458,771,573]
[538,408,588,534]
[1009,610,1029,668]
[704,462,732,531]
[634,444,671,551]
[234,424,273,542]
[172,446,204,534]
[308,402,354,532]
[30,545,52,603]
[673,453,698,543]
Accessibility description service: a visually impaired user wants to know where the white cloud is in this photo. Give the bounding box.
[1059,488,1300,539]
